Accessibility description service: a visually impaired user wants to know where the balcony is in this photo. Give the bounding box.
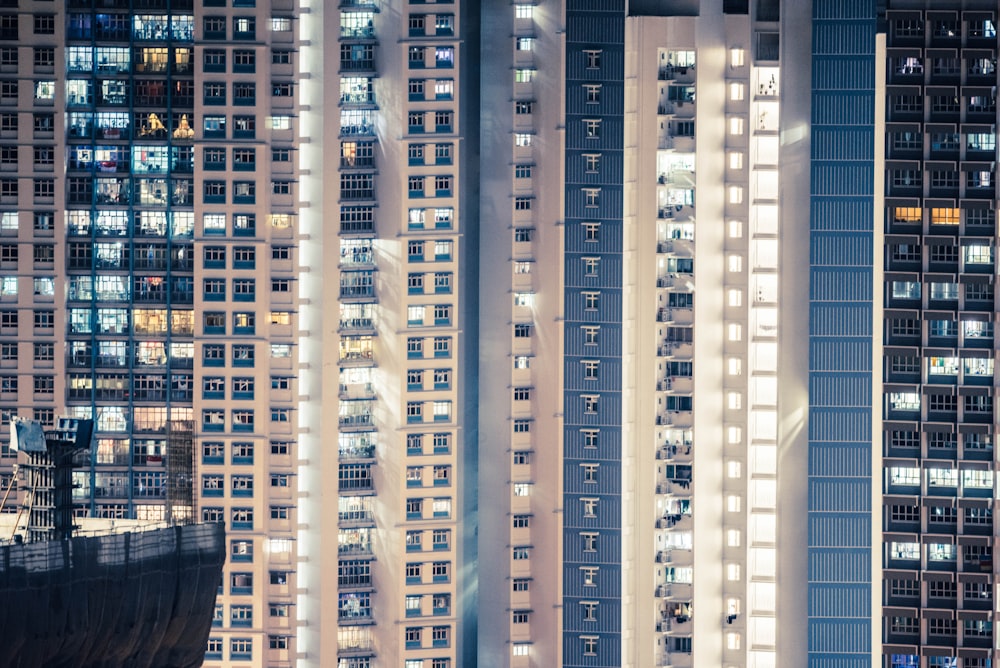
[339,508,375,528]
[339,349,375,366]
[339,412,373,431]
[338,541,374,559]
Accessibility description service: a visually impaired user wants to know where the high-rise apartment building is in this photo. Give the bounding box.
[6,0,302,665]
[6,0,1000,667]
[480,0,812,666]
[875,4,998,668]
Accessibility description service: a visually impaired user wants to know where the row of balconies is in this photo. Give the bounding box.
[886,19,997,50]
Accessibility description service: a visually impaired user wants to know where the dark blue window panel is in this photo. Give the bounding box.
[809,339,872,369]
[810,307,873,338]
[810,164,874,195]
[809,267,872,301]
[812,23,877,53]
[808,514,871,547]
[809,583,871,617]
[807,373,871,407]
[811,199,873,230]
[808,546,871,582]
[808,618,872,653]
[807,408,871,441]
[808,478,872,513]
[807,444,873,478]
[811,129,875,160]
[811,91,875,125]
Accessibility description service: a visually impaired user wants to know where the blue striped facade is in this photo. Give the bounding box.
[808,1,877,665]
[563,1,625,665]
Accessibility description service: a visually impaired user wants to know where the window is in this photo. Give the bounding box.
[435,47,454,67]
[515,4,534,19]
[437,81,454,104]
[584,119,601,138]
[582,636,598,656]
[34,15,55,35]
[584,50,602,69]
[33,310,53,329]
[33,180,53,200]
[584,84,601,104]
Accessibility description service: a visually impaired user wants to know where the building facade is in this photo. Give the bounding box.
[6,0,302,665]
[878,3,999,668]
[4,0,999,667]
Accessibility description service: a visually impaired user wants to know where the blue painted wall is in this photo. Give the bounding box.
[808,1,877,665]
[563,1,625,665]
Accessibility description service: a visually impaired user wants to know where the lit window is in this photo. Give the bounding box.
[729,152,743,169]
[729,117,744,135]
[729,83,744,100]
[268,116,292,130]
[730,48,745,68]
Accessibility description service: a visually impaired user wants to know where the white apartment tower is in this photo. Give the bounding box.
[478,0,811,666]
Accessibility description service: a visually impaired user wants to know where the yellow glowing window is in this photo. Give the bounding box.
[893,207,921,223]
[930,207,960,225]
